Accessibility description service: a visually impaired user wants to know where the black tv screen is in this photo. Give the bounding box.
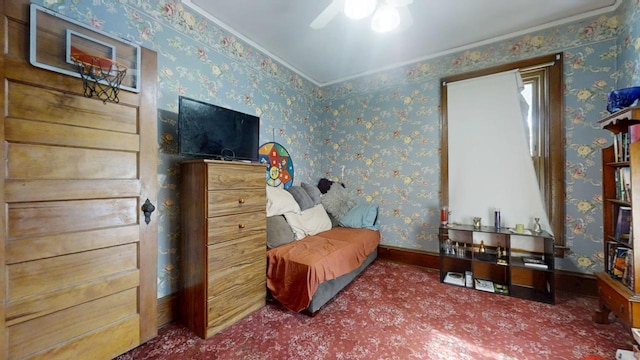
[178,96,260,161]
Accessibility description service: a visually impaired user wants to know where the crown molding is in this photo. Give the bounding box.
[182,0,621,88]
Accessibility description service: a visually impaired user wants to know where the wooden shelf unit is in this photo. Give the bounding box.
[439,224,555,304]
[594,106,640,329]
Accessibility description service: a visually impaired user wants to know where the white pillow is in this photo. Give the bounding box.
[266,186,301,217]
[284,204,332,240]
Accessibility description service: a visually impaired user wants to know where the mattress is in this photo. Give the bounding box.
[266,227,380,312]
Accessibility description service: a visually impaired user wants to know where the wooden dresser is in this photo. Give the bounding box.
[180,160,266,339]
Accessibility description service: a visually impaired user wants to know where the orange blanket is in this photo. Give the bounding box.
[266,227,380,312]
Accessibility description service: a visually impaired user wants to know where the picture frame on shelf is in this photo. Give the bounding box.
[474,278,495,293]
[494,283,509,295]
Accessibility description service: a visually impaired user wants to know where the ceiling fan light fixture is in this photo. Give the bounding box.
[371,5,400,33]
[344,0,378,20]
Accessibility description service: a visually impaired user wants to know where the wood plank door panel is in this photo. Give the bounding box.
[1,1,158,358]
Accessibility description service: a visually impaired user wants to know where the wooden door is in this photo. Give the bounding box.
[0,1,158,359]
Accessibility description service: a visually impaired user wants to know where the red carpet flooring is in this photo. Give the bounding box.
[118,260,631,359]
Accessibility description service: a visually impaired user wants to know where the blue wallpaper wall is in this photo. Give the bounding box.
[33,0,640,297]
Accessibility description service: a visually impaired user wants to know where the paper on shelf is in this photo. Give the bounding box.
[509,228,533,235]
[444,272,465,286]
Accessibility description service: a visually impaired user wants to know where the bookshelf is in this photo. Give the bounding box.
[439,224,555,304]
[594,106,640,330]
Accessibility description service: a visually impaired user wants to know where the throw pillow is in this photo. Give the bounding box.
[317,178,345,194]
[327,212,340,228]
[321,182,356,220]
[266,215,296,248]
[317,178,333,194]
[283,204,332,240]
[266,185,301,217]
[339,204,379,230]
[301,182,322,205]
[286,185,315,211]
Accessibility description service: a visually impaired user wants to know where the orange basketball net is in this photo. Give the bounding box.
[70,46,127,104]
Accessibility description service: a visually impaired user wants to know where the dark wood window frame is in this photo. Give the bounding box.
[440,53,566,257]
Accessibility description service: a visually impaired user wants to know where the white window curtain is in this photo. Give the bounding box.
[446,69,552,235]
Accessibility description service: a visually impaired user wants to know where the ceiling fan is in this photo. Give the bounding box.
[310,0,414,32]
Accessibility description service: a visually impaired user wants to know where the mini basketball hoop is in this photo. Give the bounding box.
[71,47,127,104]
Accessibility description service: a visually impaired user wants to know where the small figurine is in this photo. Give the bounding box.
[479,240,486,253]
[533,217,542,234]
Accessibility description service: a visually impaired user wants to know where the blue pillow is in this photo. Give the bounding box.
[338,204,379,230]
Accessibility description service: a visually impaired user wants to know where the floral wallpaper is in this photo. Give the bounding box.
[34,0,640,297]
[318,2,639,273]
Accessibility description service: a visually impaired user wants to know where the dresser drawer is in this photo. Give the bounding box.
[598,279,630,321]
[207,163,265,190]
[208,258,266,298]
[207,188,266,217]
[207,278,265,327]
[207,234,265,278]
[207,212,266,245]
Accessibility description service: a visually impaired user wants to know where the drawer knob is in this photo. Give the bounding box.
[238,224,246,229]
[238,198,246,204]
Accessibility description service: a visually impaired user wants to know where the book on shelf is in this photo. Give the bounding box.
[612,131,631,162]
[615,206,633,244]
[622,167,631,202]
[615,167,632,202]
[630,123,640,144]
[623,248,634,290]
[474,278,495,293]
[521,256,548,269]
[612,247,629,280]
[613,132,619,161]
[443,272,465,286]
[607,241,618,275]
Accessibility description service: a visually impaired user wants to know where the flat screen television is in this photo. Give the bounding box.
[178,96,260,162]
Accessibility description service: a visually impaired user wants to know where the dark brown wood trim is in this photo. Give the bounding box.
[156,246,598,328]
[377,245,596,296]
[377,245,439,270]
[157,293,178,329]
[555,269,597,297]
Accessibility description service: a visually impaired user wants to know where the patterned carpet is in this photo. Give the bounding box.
[118,260,631,359]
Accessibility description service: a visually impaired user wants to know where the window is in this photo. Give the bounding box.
[521,69,547,201]
[441,53,565,256]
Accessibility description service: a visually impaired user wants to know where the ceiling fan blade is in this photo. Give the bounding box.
[310,0,343,29]
[398,5,413,26]
[394,5,413,32]
[384,0,413,7]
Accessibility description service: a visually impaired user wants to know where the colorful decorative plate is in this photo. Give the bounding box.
[258,142,294,189]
